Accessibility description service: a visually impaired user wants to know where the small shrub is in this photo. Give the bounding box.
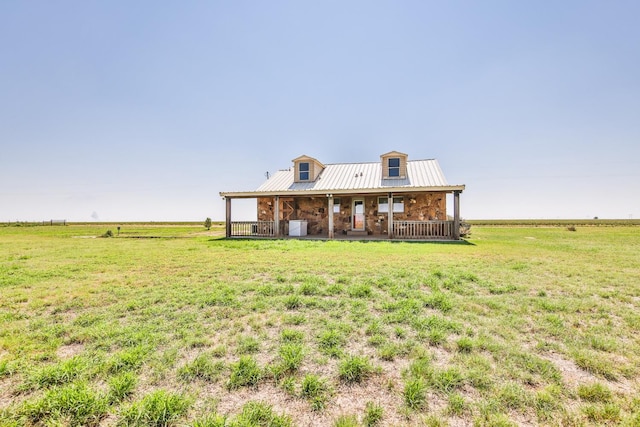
[108,371,136,403]
[424,291,453,312]
[280,329,304,343]
[284,295,301,310]
[178,354,224,382]
[423,415,448,427]
[20,382,108,426]
[301,374,331,411]
[367,334,386,347]
[227,356,262,389]
[101,230,114,238]
[237,336,260,354]
[204,217,212,230]
[29,356,89,388]
[118,390,191,427]
[318,329,345,358]
[334,414,359,427]
[363,401,383,426]
[426,329,447,346]
[348,283,373,298]
[230,401,292,427]
[211,345,227,358]
[534,385,562,421]
[394,327,406,339]
[566,225,577,232]
[404,377,427,410]
[582,403,620,423]
[193,413,227,427]
[283,313,306,325]
[299,282,319,295]
[339,355,374,383]
[496,382,529,410]
[459,221,471,237]
[278,343,305,372]
[430,367,464,393]
[456,337,474,353]
[280,376,296,396]
[378,343,399,361]
[365,320,383,336]
[0,359,15,378]
[107,346,148,374]
[577,382,612,402]
[408,357,433,379]
[447,393,467,416]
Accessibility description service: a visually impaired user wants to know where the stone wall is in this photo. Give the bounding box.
[257,192,447,236]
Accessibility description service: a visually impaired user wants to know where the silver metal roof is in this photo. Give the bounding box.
[221,159,464,197]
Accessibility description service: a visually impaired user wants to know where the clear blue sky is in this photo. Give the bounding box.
[2,1,639,221]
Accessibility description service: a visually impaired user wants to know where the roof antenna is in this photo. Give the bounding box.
[265,171,270,179]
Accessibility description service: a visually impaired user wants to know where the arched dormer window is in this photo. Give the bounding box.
[293,155,325,183]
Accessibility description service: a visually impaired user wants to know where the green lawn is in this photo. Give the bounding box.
[0,224,639,426]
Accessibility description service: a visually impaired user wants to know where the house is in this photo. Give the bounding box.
[219,151,466,240]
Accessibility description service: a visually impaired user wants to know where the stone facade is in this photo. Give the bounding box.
[258,192,446,236]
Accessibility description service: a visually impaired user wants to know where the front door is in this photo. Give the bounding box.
[352,199,365,231]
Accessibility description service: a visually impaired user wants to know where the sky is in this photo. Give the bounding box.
[1,1,639,222]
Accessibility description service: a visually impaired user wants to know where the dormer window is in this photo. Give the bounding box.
[293,155,325,183]
[380,151,408,179]
[299,162,310,181]
[388,158,400,177]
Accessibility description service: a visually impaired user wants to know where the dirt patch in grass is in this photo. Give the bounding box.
[56,343,85,359]
[542,351,636,394]
[543,351,598,385]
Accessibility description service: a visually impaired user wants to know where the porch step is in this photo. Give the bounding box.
[346,230,368,237]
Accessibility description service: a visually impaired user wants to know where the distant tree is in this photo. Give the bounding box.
[204,217,212,230]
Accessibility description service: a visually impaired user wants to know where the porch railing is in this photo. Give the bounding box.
[230,221,275,237]
[393,220,454,239]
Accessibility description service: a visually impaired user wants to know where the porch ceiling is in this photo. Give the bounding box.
[220,185,464,199]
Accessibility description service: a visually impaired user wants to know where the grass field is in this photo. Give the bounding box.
[0,223,639,426]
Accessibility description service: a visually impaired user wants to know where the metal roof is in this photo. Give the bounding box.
[221,158,464,198]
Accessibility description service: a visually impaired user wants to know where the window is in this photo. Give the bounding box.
[378,197,388,213]
[299,162,309,181]
[378,196,404,213]
[388,158,400,177]
[392,197,404,212]
[333,198,341,213]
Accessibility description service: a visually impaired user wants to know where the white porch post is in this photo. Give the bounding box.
[453,191,461,240]
[274,196,280,237]
[387,192,394,239]
[328,194,334,239]
[225,197,231,238]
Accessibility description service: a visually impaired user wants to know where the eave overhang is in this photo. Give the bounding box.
[220,185,465,199]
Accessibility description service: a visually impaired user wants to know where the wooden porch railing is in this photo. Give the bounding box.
[393,220,454,239]
[230,221,276,237]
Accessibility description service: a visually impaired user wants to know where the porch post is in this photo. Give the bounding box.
[387,192,394,239]
[453,191,461,240]
[225,197,231,238]
[274,196,280,237]
[328,194,334,239]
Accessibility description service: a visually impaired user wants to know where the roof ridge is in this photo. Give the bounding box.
[321,158,436,166]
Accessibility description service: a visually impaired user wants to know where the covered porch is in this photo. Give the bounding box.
[221,190,463,240]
